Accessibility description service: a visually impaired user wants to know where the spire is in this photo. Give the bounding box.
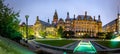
[98,15,101,21]
[55,10,57,15]
[94,16,96,21]
[36,16,39,21]
[73,14,76,20]
[48,18,50,23]
[53,10,58,25]
[84,11,87,20]
[85,11,87,16]
[67,12,70,19]
[117,6,120,18]
[74,14,75,18]
[53,10,58,19]
[34,16,40,25]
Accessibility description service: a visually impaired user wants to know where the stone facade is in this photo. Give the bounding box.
[53,11,102,37]
[20,10,103,38]
[103,13,120,34]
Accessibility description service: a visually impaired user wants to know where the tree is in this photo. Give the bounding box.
[0,0,22,42]
[68,31,75,38]
[57,26,63,38]
[97,32,105,36]
[106,32,115,39]
[97,32,106,39]
[39,30,47,38]
[63,31,75,38]
[84,34,90,38]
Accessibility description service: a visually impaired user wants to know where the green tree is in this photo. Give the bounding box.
[97,32,105,36]
[42,32,47,38]
[63,31,75,38]
[57,26,63,38]
[106,32,116,39]
[84,34,90,38]
[0,0,21,42]
[28,27,34,36]
[97,32,106,39]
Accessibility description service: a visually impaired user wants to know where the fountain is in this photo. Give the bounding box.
[64,40,96,54]
[73,40,96,53]
[111,36,120,41]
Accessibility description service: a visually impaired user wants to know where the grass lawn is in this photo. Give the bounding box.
[0,36,35,54]
[35,40,76,47]
[95,41,120,49]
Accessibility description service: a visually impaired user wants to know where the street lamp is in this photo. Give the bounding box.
[25,15,29,43]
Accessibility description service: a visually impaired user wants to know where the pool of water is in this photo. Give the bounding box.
[111,36,120,41]
[73,40,96,53]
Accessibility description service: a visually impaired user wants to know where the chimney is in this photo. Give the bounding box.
[67,12,70,19]
[85,11,87,16]
[94,16,96,21]
[98,15,101,21]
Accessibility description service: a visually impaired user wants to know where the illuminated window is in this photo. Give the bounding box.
[78,33,80,35]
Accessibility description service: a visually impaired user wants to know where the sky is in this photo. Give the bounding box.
[4,0,120,26]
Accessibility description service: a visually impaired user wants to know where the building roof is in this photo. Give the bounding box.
[59,18,64,21]
[28,25,33,27]
[76,15,93,20]
[103,19,117,28]
[65,15,99,22]
[39,20,51,27]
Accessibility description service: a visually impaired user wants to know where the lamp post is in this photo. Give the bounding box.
[25,15,29,43]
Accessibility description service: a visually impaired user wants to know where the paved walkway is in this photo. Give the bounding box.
[28,40,80,54]
[20,40,38,51]
[28,40,65,54]
[62,40,80,49]
[91,41,108,51]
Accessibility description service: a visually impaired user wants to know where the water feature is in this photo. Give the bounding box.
[111,36,120,41]
[73,40,96,53]
[110,36,120,48]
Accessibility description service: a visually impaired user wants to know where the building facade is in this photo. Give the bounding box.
[103,12,120,34]
[20,10,103,38]
[33,16,57,38]
[53,11,102,37]
[20,16,57,38]
[52,10,58,27]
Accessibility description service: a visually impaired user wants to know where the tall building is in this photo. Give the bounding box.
[57,18,65,29]
[103,11,120,34]
[52,10,58,27]
[65,12,72,31]
[20,10,103,38]
[33,16,43,38]
[56,11,102,37]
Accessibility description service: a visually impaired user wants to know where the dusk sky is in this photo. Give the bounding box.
[4,0,120,26]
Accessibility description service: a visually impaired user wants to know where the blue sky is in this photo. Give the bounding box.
[4,0,120,26]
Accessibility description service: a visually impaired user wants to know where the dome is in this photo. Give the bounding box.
[59,18,64,21]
